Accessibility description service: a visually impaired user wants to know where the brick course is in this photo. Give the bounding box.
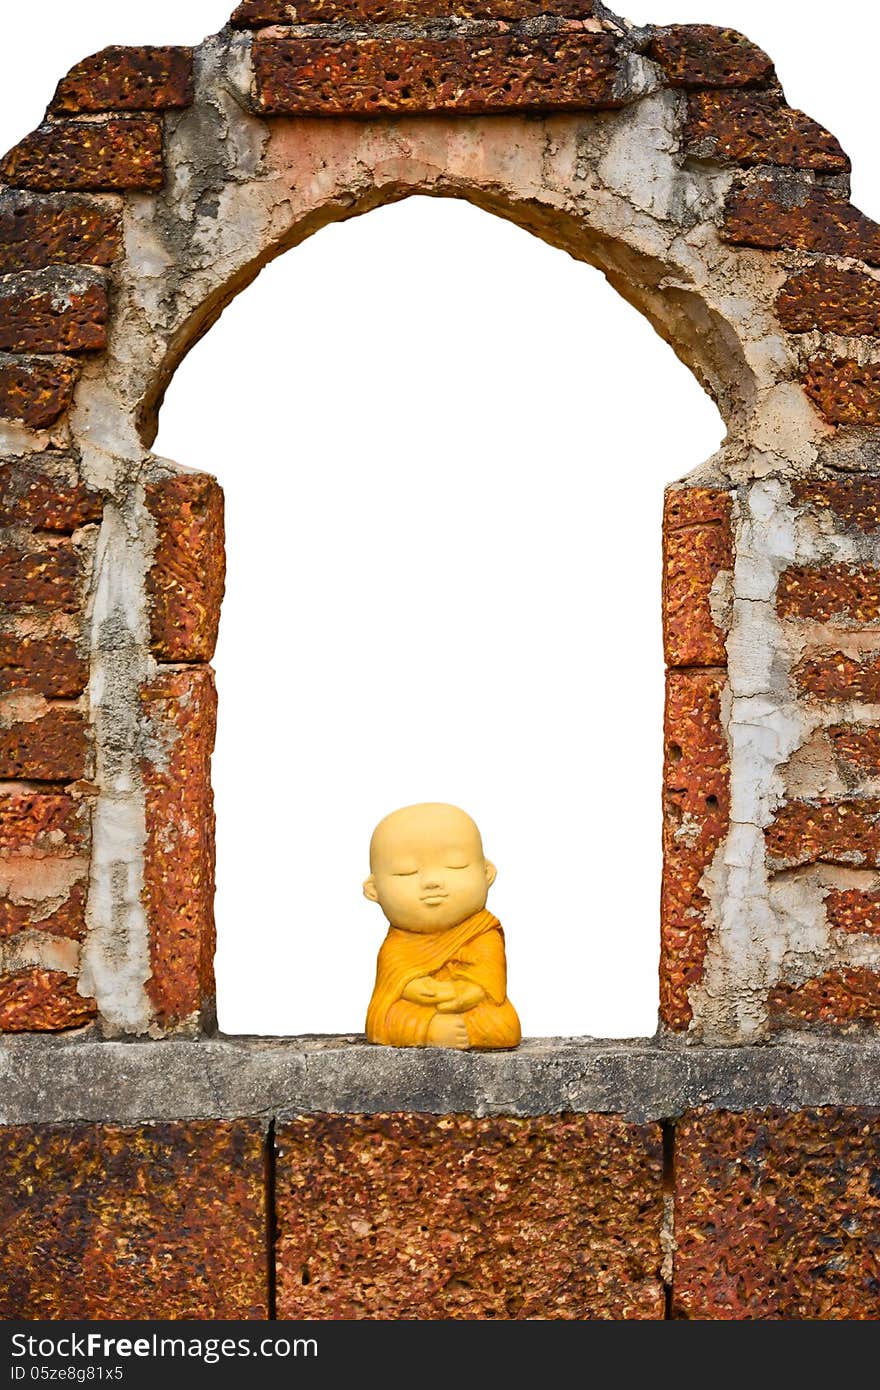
[0,268,108,355]
[51,47,194,115]
[146,473,226,663]
[0,968,95,1033]
[140,667,218,1030]
[253,31,624,116]
[0,355,78,428]
[0,1122,268,1318]
[805,358,880,428]
[276,1112,664,1319]
[0,197,121,276]
[646,25,774,88]
[777,565,880,625]
[674,1108,880,1319]
[1,119,165,193]
[776,266,880,338]
[684,92,849,172]
[723,184,880,265]
[232,1,598,22]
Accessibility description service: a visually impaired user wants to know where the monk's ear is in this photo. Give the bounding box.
[363,876,379,903]
[484,860,497,889]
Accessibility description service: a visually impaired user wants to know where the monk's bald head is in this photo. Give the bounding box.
[365,803,496,933]
[370,803,483,871]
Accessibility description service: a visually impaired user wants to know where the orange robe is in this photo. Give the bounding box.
[366,908,521,1049]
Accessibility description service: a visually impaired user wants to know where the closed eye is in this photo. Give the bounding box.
[445,863,470,871]
[393,870,417,877]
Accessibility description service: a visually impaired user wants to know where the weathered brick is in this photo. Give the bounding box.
[1,119,164,193]
[0,457,102,531]
[0,789,89,856]
[663,487,732,668]
[776,265,880,337]
[660,667,730,1031]
[0,196,121,276]
[0,628,87,699]
[253,31,624,116]
[0,537,83,612]
[276,1113,664,1319]
[233,1,597,21]
[792,477,880,534]
[684,92,849,173]
[0,967,95,1033]
[765,798,880,870]
[723,184,880,265]
[0,268,108,355]
[828,724,880,780]
[794,651,880,702]
[674,1108,880,1319]
[0,705,89,781]
[146,473,226,663]
[0,1121,268,1317]
[768,969,880,1031]
[0,355,78,428]
[51,47,194,115]
[804,358,880,428]
[825,888,880,935]
[646,25,774,89]
[777,564,880,624]
[141,666,217,1030]
[0,880,87,941]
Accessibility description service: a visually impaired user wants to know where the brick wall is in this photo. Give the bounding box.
[0,7,878,1046]
[1,1100,877,1320]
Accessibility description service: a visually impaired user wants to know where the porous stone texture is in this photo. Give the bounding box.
[140,666,218,1031]
[825,888,880,935]
[253,31,624,117]
[674,1108,880,1319]
[0,196,122,275]
[776,266,880,338]
[662,486,732,666]
[276,1112,664,1319]
[0,705,89,781]
[777,564,880,624]
[805,359,880,427]
[232,1,598,22]
[0,355,78,427]
[792,478,880,535]
[794,651,880,701]
[0,457,103,530]
[0,1120,268,1318]
[0,629,87,698]
[0,968,95,1032]
[0,268,108,355]
[1,119,165,193]
[645,25,773,88]
[51,48,195,115]
[0,536,84,611]
[684,92,849,172]
[723,183,880,264]
[767,969,880,1031]
[661,668,729,1030]
[146,471,226,662]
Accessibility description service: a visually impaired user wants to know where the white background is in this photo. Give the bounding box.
[1,4,876,1038]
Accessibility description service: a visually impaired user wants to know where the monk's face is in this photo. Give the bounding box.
[364,803,496,933]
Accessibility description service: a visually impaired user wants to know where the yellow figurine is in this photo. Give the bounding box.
[363,803,521,1050]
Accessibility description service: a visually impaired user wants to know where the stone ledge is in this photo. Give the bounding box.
[2,1034,880,1124]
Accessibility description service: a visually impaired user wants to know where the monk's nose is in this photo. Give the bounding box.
[422,876,442,889]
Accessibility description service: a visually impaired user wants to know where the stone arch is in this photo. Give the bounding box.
[1,5,879,1043]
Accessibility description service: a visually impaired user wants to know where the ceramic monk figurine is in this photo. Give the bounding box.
[363,803,521,1050]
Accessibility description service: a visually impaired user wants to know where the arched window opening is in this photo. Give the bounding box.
[156,195,723,1039]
